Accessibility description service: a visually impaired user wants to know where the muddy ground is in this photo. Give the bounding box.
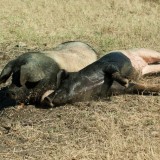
[0,46,159,160]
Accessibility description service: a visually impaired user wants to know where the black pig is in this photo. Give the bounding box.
[44,48,160,106]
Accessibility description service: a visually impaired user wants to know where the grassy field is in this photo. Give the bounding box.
[0,0,160,159]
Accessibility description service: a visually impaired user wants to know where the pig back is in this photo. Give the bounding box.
[43,41,97,72]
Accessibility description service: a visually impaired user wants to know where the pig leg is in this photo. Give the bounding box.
[142,64,160,76]
[100,76,113,98]
[132,48,160,64]
[110,81,160,95]
[112,72,129,87]
[104,64,129,87]
[101,70,129,98]
[125,82,160,95]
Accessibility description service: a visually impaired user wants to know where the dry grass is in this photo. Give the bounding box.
[0,0,160,159]
[0,95,159,160]
[0,0,160,53]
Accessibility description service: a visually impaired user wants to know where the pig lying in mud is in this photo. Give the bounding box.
[44,48,160,107]
[0,41,97,105]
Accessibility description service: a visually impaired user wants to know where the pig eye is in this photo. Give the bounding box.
[25,81,39,89]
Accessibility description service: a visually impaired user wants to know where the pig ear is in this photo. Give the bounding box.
[56,69,69,88]
[0,60,15,84]
[20,63,45,86]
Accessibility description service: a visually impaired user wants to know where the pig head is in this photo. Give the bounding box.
[0,52,59,104]
[0,41,97,105]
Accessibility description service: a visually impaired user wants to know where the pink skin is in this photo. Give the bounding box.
[142,65,160,75]
[110,48,160,77]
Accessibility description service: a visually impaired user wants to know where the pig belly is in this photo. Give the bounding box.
[129,48,160,64]
[121,51,148,75]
